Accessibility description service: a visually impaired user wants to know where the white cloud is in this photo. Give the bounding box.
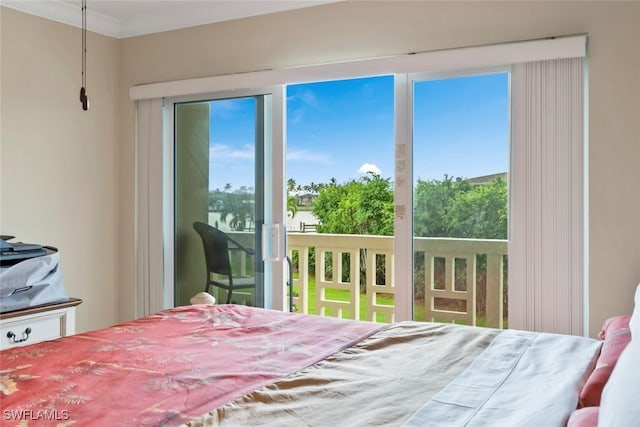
[287,149,330,164]
[289,108,305,125]
[289,89,319,109]
[209,143,254,161]
[299,89,319,108]
[287,89,322,126]
[209,145,331,166]
[358,163,381,175]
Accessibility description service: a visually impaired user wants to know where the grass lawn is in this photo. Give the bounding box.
[292,274,505,327]
[293,275,394,322]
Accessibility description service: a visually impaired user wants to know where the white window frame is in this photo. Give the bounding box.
[394,66,511,323]
[161,87,285,311]
[132,35,587,333]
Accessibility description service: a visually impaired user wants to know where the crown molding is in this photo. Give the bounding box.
[2,1,121,38]
[1,0,336,39]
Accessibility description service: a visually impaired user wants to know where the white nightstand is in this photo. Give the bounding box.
[0,298,82,350]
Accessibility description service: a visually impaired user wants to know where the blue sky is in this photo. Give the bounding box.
[207,73,508,191]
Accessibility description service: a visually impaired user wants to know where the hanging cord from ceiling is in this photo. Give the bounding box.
[79,0,89,111]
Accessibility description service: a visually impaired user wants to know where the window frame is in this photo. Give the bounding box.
[132,36,587,334]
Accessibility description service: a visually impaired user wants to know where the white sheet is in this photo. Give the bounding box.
[403,330,601,427]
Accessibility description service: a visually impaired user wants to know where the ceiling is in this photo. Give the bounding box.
[2,0,336,39]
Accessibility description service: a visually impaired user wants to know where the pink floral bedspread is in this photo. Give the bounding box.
[1,305,382,426]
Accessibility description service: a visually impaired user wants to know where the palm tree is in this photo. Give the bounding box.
[287,178,297,193]
[218,185,255,231]
[287,195,298,218]
[287,178,298,218]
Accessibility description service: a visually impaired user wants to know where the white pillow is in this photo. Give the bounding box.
[629,284,640,339]
[598,284,640,427]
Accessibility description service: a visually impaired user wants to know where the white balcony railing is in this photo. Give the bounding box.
[288,233,508,328]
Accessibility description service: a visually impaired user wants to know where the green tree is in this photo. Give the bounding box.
[217,185,255,231]
[312,173,394,290]
[413,175,472,237]
[412,175,507,239]
[287,178,297,193]
[312,173,394,236]
[287,195,298,218]
[412,175,508,317]
[286,178,299,218]
[447,177,508,239]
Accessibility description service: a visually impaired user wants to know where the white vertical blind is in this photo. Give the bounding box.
[135,98,164,318]
[510,57,585,335]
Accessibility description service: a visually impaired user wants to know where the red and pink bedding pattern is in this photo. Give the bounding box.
[1,305,382,426]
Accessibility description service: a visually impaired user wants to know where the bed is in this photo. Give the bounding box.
[1,292,637,427]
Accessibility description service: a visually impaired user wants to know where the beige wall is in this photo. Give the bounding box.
[0,8,120,332]
[2,2,639,337]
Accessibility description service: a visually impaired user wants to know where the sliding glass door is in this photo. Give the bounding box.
[285,76,395,321]
[143,36,584,332]
[167,73,509,328]
[171,88,285,309]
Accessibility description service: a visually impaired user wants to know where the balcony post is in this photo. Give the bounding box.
[299,246,310,314]
[485,254,504,328]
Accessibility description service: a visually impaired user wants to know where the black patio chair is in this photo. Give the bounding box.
[193,221,255,304]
